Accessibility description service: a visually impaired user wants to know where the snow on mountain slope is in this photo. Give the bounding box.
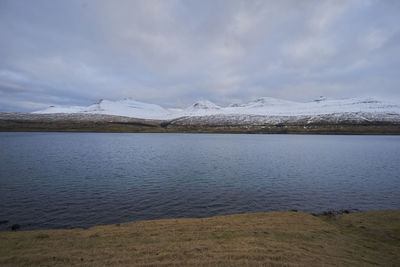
[242,97,299,108]
[186,100,221,110]
[33,105,88,114]
[33,97,400,121]
[220,97,400,117]
[180,100,222,116]
[34,99,171,120]
[175,97,400,120]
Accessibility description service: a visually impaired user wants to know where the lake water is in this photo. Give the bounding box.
[0,132,399,230]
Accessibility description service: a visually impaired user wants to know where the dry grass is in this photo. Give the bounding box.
[0,211,399,266]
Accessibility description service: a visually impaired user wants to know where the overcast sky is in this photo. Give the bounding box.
[1,0,399,111]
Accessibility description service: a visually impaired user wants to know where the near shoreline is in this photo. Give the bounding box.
[1,210,399,266]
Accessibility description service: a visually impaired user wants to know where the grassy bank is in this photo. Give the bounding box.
[1,211,399,266]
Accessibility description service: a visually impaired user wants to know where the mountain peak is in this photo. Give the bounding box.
[246,97,296,107]
[313,96,327,103]
[94,99,104,105]
[187,100,221,110]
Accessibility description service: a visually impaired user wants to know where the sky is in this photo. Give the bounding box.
[0,0,400,112]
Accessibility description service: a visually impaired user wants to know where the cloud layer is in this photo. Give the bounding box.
[1,0,399,111]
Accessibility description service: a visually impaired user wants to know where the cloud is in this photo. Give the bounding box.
[364,28,393,51]
[0,0,399,112]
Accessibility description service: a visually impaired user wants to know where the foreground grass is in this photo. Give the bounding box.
[1,211,399,266]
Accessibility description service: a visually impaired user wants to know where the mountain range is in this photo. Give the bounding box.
[1,97,399,134]
[33,97,400,121]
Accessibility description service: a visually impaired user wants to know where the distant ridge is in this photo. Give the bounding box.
[2,95,400,134]
[33,97,400,122]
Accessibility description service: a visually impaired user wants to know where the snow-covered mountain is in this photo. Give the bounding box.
[186,100,221,111]
[219,97,400,117]
[4,96,398,134]
[33,97,400,121]
[180,100,221,117]
[34,99,171,120]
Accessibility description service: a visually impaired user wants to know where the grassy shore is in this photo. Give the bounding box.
[1,211,399,266]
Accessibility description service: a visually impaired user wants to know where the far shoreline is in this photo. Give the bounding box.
[1,112,400,135]
[1,128,400,135]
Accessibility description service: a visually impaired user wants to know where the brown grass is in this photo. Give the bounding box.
[1,211,399,266]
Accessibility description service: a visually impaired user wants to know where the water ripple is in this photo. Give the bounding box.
[0,133,399,230]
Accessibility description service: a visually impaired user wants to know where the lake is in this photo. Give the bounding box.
[0,132,399,230]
